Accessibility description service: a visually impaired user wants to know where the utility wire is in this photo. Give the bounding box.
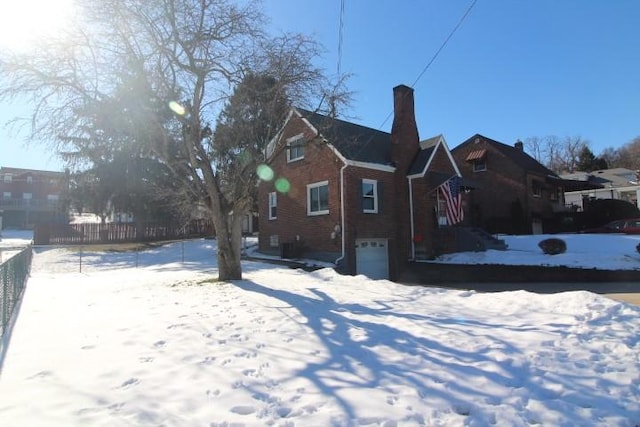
[337,0,346,76]
[378,0,478,129]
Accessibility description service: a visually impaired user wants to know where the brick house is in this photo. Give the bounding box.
[0,167,69,228]
[258,85,465,280]
[451,134,565,234]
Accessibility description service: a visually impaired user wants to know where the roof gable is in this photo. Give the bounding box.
[407,134,460,178]
[455,134,559,178]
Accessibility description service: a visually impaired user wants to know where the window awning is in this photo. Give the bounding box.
[465,149,487,161]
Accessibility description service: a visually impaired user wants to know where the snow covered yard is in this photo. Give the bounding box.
[0,237,639,426]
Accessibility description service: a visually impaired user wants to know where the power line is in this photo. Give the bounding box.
[378,0,478,129]
[337,0,346,75]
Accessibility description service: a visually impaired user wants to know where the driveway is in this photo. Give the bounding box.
[606,293,640,306]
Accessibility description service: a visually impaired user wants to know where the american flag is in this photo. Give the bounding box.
[439,176,464,225]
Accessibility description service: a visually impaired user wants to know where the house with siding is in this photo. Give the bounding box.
[258,85,473,280]
[451,135,566,234]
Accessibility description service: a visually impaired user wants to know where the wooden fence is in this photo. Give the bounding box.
[33,219,214,245]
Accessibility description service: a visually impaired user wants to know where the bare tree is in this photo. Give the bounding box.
[524,135,591,174]
[0,0,349,280]
[601,136,640,171]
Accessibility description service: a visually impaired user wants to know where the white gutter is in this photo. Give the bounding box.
[408,177,415,260]
[334,162,348,265]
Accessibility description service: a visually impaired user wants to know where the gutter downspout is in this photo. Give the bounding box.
[334,162,348,266]
[408,177,415,260]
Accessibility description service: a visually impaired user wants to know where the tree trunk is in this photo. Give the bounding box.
[215,211,244,281]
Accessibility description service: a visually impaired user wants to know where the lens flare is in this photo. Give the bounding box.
[169,101,186,116]
[275,177,291,194]
[256,164,274,181]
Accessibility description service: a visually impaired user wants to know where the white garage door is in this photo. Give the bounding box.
[355,239,389,280]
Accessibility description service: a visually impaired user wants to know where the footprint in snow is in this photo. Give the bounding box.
[121,378,140,388]
[230,405,256,415]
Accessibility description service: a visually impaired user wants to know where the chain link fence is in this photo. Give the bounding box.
[1,246,32,338]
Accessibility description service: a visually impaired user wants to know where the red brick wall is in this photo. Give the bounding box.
[258,114,343,255]
[452,136,557,233]
[411,144,459,258]
[341,167,396,276]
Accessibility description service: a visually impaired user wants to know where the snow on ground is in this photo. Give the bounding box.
[0,235,639,426]
[436,233,640,270]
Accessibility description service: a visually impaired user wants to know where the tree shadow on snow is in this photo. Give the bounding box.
[232,278,636,425]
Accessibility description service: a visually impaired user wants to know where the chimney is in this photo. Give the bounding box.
[390,85,420,167]
[514,140,524,151]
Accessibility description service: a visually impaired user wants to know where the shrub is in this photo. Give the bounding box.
[538,238,567,255]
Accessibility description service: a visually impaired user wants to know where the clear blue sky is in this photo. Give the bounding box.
[2,0,639,171]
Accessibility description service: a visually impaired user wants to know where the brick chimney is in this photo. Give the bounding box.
[390,84,420,169]
[514,140,524,151]
[389,84,420,281]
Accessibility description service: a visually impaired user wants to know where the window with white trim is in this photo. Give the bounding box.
[532,180,542,198]
[3,174,12,183]
[268,192,277,220]
[362,179,378,213]
[472,159,486,172]
[3,192,11,200]
[286,134,305,162]
[307,181,329,215]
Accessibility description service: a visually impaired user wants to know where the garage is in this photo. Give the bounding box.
[355,238,389,279]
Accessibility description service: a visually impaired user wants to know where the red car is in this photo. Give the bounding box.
[582,218,640,234]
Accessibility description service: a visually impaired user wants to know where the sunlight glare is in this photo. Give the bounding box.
[0,0,75,51]
[169,101,187,116]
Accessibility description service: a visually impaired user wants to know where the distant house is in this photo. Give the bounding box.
[0,167,69,228]
[258,85,480,280]
[451,135,566,234]
[562,168,640,211]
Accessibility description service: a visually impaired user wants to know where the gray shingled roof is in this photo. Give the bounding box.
[296,108,393,166]
[407,145,436,175]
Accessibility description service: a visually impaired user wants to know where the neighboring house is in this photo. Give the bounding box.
[0,167,69,228]
[562,168,640,211]
[451,135,566,234]
[258,85,469,280]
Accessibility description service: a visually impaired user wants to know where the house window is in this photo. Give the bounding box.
[532,180,542,198]
[268,192,277,220]
[3,174,12,183]
[307,181,329,215]
[269,235,279,248]
[437,199,449,226]
[362,179,378,213]
[472,159,487,172]
[3,192,10,200]
[27,176,33,184]
[287,134,305,162]
[23,193,32,204]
